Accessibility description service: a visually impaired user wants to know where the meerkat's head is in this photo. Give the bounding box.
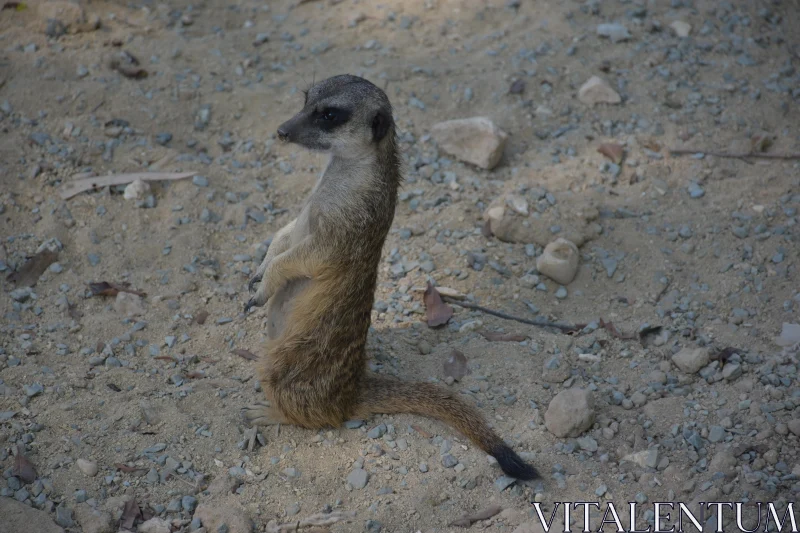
[276,74,395,158]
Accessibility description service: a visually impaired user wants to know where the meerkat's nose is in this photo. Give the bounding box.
[277,128,289,141]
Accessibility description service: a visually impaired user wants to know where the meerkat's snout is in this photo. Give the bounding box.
[276,114,303,143]
[277,127,290,142]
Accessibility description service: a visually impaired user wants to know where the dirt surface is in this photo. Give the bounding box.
[1,0,799,532]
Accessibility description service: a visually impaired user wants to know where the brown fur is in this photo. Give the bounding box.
[244,75,538,480]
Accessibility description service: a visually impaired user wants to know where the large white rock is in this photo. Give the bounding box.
[195,503,254,533]
[124,179,151,200]
[671,346,710,374]
[76,458,98,477]
[536,238,580,285]
[597,23,631,43]
[670,20,691,38]
[138,517,170,533]
[113,292,146,317]
[544,388,595,438]
[431,117,508,170]
[37,1,100,34]
[578,76,621,106]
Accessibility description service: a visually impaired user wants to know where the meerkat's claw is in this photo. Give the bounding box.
[248,274,262,293]
[243,297,259,314]
[241,402,282,427]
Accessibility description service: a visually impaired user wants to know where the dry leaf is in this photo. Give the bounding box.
[195,310,209,325]
[110,59,148,79]
[411,425,432,438]
[231,348,258,361]
[509,79,525,94]
[67,302,84,320]
[480,331,527,342]
[88,281,147,298]
[107,383,121,392]
[60,171,196,200]
[423,282,453,328]
[597,143,624,165]
[2,1,25,10]
[449,505,503,527]
[750,133,774,153]
[710,347,738,363]
[13,447,37,483]
[120,498,142,530]
[480,219,493,238]
[641,138,662,152]
[638,325,663,346]
[443,349,469,381]
[6,249,58,286]
[599,318,635,339]
[154,355,177,362]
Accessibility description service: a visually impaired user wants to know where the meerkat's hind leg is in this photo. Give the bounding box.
[241,401,287,427]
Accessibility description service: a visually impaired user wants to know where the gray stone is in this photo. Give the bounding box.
[367,424,387,439]
[578,76,621,106]
[430,117,508,170]
[722,363,742,381]
[494,475,516,492]
[577,436,598,452]
[623,448,659,469]
[708,426,725,443]
[55,506,74,528]
[24,383,44,397]
[597,23,631,42]
[347,468,369,489]
[10,288,34,302]
[182,495,198,512]
[166,498,182,513]
[544,388,595,438]
[672,347,710,374]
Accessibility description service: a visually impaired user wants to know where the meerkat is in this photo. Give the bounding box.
[242,74,538,481]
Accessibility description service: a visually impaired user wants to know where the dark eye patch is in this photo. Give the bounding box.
[315,107,351,131]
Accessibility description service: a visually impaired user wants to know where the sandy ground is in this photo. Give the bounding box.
[1,0,799,532]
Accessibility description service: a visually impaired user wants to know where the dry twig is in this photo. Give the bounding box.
[669,148,800,160]
[441,295,581,334]
[267,511,356,533]
[60,171,195,200]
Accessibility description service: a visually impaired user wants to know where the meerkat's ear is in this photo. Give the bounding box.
[371,111,389,143]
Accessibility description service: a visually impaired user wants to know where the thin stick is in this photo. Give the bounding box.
[267,511,356,533]
[60,171,196,200]
[441,296,580,334]
[669,148,800,160]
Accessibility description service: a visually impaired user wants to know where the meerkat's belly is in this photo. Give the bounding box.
[266,277,313,339]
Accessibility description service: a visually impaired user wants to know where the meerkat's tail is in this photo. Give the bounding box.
[352,375,539,480]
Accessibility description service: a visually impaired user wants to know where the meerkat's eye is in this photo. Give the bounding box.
[321,109,337,121]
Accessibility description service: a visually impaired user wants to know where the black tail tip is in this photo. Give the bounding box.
[493,444,540,481]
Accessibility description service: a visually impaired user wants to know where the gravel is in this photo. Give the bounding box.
[1,1,799,531]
